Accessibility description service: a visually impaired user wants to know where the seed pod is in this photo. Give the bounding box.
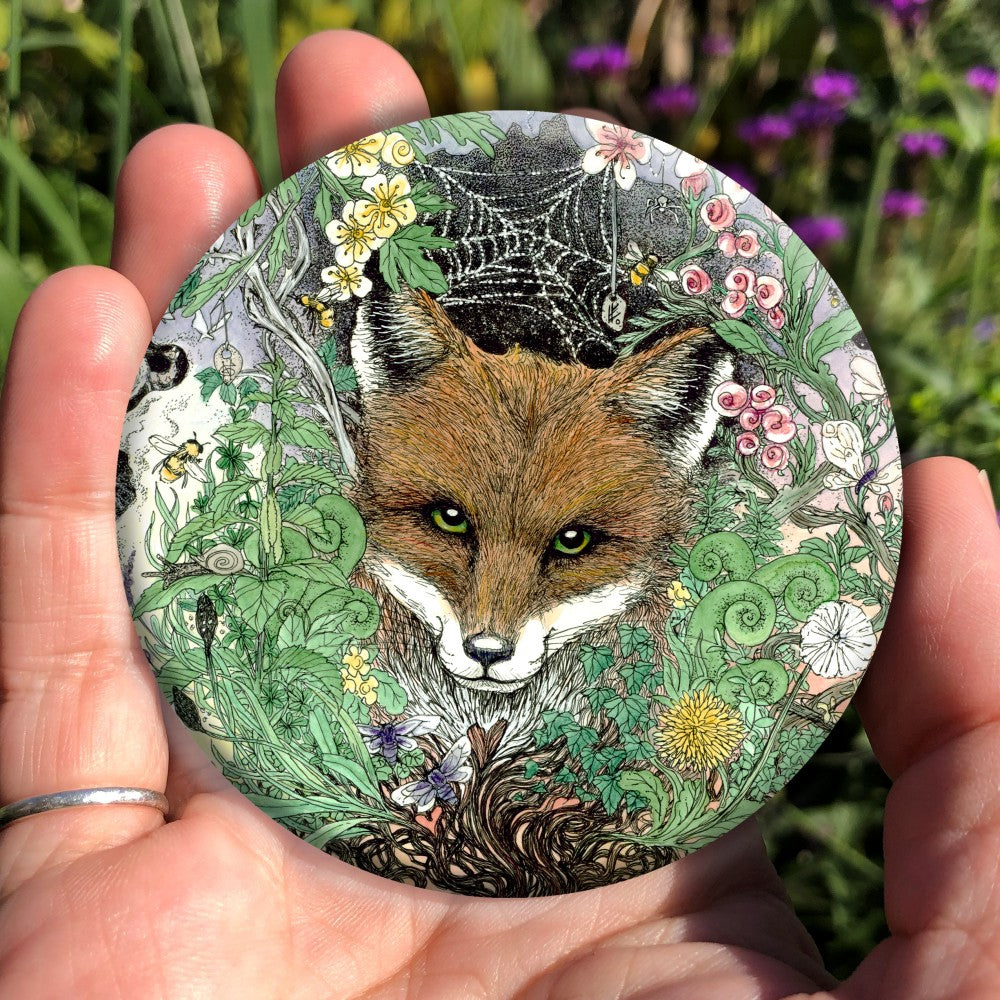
[195,593,218,652]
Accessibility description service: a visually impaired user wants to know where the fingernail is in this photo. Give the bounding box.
[978,469,999,527]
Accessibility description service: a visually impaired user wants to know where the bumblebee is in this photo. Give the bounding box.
[624,242,659,287]
[150,435,207,486]
[300,293,334,329]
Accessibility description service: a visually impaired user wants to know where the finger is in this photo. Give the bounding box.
[0,267,167,887]
[112,123,262,322]
[844,458,1000,996]
[856,457,1000,778]
[275,30,429,176]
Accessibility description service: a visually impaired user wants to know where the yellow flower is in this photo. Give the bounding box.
[356,173,417,238]
[653,688,744,772]
[341,645,379,704]
[342,644,370,674]
[381,131,415,166]
[356,676,379,705]
[326,200,384,266]
[668,580,692,609]
[321,262,372,301]
[326,133,385,178]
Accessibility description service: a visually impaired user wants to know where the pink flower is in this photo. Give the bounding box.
[581,120,651,190]
[755,275,785,309]
[681,172,709,198]
[761,405,796,443]
[711,380,749,416]
[767,305,786,330]
[761,443,789,470]
[718,231,738,257]
[734,230,760,258]
[725,266,756,294]
[736,432,760,456]
[722,290,749,318]
[739,408,762,431]
[749,384,776,410]
[701,194,738,231]
[880,492,894,513]
[680,265,712,295]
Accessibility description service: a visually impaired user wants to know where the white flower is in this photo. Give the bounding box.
[674,151,708,178]
[850,355,885,401]
[821,420,899,495]
[722,174,751,205]
[325,200,384,267]
[581,120,651,190]
[800,601,876,678]
[321,263,372,301]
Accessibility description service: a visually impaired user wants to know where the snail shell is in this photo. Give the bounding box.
[199,544,245,575]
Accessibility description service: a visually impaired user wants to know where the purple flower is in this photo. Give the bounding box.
[878,0,930,26]
[882,189,926,218]
[358,715,438,766]
[567,43,631,77]
[790,215,848,249]
[701,34,734,57]
[966,66,998,97]
[899,131,948,158]
[789,99,845,131]
[390,737,473,813]
[807,70,860,107]
[738,113,795,147]
[646,83,698,119]
[973,316,997,343]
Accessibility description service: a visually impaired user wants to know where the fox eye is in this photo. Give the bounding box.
[430,503,469,535]
[552,526,592,556]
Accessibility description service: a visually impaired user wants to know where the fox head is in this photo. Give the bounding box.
[349,289,733,693]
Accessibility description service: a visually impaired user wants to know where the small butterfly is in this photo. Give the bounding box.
[821,420,900,499]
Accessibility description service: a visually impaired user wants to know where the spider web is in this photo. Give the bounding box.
[412,156,621,363]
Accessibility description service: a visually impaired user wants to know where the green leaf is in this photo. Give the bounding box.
[554,766,577,785]
[620,659,657,695]
[132,573,227,617]
[565,723,600,758]
[379,224,454,295]
[216,420,269,446]
[239,197,268,227]
[782,232,814,304]
[806,309,861,368]
[409,179,457,215]
[579,644,614,682]
[369,668,408,714]
[195,367,223,402]
[425,111,505,156]
[332,365,358,392]
[592,772,624,814]
[272,559,349,589]
[276,614,307,649]
[617,623,653,659]
[713,319,768,355]
[533,710,577,747]
[274,464,344,490]
[619,770,670,828]
[524,759,539,779]
[219,382,238,405]
[209,476,256,516]
[180,257,249,316]
[279,417,335,451]
[605,694,649,734]
[266,223,291,279]
[231,576,284,632]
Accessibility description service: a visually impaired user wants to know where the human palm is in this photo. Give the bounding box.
[2,31,999,999]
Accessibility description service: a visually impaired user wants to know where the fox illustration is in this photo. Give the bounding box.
[348,289,734,746]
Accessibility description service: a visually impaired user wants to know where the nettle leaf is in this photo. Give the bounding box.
[195,367,223,402]
[331,364,358,392]
[618,623,654,659]
[279,417,335,451]
[619,770,670,828]
[579,644,614,682]
[409,179,457,215]
[369,668,407,714]
[231,576,284,632]
[219,382,238,405]
[713,319,768,356]
[806,309,861,368]
[275,464,343,490]
[379,225,454,295]
[216,419,269,446]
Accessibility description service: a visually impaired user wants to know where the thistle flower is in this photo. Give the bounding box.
[882,190,926,219]
[807,69,859,107]
[567,43,631,77]
[646,83,699,119]
[966,65,998,97]
[790,215,848,250]
[899,131,947,158]
[738,113,794,147]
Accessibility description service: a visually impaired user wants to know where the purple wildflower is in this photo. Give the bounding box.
[973,316,997,343]
[789,99,845,131]
[882,189,926,218]
[807,69,860,107]
[701,34,734,57]
[790,215,849,249]
[899,131,948,158]
[738,113,795,147]
[646,83,698,119]
[879,0,930,27]
[358,715,438,766]
[966,66,998,97]
[390,737,473,813]
[567,43,631,77]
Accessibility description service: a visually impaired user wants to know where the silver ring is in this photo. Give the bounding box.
[0,787,169,831]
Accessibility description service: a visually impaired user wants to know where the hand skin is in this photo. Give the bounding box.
[1,31,999,1000]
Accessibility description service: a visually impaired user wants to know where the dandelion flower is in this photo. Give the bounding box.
[653,688,745,771]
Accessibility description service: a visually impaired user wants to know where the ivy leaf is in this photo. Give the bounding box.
[618,623,653,659]
[585,684,617,714]
[579,644,614,682]
[524,759,540,779]
[554,765,577,785]
[620,659,657,696]
[565,722,600,759]
[592,772,624,814]
[604,694,649,734]
[533,710,577,747]
[713,319,768,355]
[195,367,223,402]
[621,732,655,762]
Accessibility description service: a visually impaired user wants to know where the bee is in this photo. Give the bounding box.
[150,435,207,486]
[624,241,660,287]
[300,293,334,329]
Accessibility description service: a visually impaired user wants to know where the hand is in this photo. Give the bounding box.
[2,30,998,999]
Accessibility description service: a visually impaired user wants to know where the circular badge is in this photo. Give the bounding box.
[117,112,902,896]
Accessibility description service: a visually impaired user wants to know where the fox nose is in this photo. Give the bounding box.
[463,632,515,668]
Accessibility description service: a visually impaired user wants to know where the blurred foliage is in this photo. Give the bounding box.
[2,0,998,980]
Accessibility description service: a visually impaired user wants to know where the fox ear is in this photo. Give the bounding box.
[352,287,467,395]
[609,327,735,475]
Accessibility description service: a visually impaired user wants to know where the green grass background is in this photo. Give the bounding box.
[2,0,998,979]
